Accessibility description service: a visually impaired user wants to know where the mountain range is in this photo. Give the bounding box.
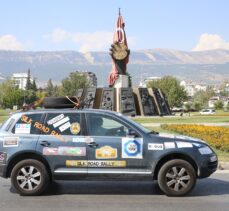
[0,49,229,86]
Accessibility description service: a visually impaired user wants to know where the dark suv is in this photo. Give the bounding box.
[0,109,218,196]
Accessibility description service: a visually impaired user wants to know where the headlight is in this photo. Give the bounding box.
[198,146,213,155]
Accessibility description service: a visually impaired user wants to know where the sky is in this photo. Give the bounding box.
[0,0,229,52]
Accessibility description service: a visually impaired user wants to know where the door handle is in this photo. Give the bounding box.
[40,141,51,147]
[87,142,98,148]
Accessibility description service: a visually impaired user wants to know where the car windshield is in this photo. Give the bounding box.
[114,113,151,134]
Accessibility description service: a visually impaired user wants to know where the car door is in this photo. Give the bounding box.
[36,112,87,179]
[85,112,149,178]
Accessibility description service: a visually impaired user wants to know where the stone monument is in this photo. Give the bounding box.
[72,10,171,116]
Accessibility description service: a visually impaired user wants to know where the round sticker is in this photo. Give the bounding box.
[70,122,81,135]
[124,140,140,156]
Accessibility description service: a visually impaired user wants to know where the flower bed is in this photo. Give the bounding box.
[161,124,229,152]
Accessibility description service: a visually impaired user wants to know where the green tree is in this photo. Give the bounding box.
[0,79,24,108]
[226,102,229,111]
[214,100,224,110]
[192,86,215,107]
[24,90,37,105]
[31,79,37,91]
[46,79,54,96]
[60,72,89,96]
[147,76,187,108]
[26,69,32,90]
[193,101,202,111]
[219,79,229,96]
[36,90,46,100]
[184,102,192,111]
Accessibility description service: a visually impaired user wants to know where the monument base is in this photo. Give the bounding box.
[75,87,171,116]
[113,75,129,88]
[113,75,129,112]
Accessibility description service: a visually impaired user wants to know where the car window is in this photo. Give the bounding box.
[12,114,43,135]
[86,113,129,137]
[44,113,82,136]
[4,118,15,131]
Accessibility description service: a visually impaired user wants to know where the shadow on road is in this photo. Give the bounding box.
[10,177,229,197]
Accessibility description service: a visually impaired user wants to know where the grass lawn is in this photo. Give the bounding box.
[133,114,229,124]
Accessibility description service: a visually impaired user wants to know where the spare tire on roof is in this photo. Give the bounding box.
[43,97,78,109]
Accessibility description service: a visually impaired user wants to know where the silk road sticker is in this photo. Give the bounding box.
[58,147,86,156]
[96,146,117,159]
[43,147,59,155]
[15,124,31,134]
[70,122,81,135]
[122,138,143,159]
[66,160,126,168]
[3,137,19,147]
[148,143,164,150]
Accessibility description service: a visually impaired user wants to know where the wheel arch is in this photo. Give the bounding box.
[6,151,52,179]
[153,153,198,180]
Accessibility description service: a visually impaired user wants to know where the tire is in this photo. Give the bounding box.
[43,97,78,109]
[158,159,196,196]
[11,159,50,196]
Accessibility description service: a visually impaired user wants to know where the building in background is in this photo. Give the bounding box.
[180,80,207,97]
[208,96,229,108]
[12,73,33,90]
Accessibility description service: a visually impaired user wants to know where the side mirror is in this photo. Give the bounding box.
[127,128,137,137]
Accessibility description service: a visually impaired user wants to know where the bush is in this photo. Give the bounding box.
[161,124,229,152]
[214,100,224,110]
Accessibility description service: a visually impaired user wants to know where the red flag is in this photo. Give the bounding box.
[108,12,129,86]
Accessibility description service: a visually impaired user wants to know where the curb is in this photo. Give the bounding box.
[218,162,229,170]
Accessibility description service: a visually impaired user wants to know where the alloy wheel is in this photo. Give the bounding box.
[16,166,41,191]
[165,166,191,192]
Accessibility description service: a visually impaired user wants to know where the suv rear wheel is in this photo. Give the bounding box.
[11,159,50,196]
[158,159,196,196]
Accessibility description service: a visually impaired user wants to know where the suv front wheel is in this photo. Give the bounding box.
[158,159,196,196]
[11,159,50,196]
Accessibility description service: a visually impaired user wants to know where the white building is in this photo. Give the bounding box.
[139,76,161,87]
[180,80,207,97]
[208,96,229,108]
[12,73,33,90]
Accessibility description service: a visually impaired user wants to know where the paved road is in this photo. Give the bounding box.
[0,171,229,211]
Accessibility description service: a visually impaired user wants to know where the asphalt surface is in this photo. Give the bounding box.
[0,171,229,211]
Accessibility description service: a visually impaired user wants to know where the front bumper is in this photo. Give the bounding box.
[198,154,218,178]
